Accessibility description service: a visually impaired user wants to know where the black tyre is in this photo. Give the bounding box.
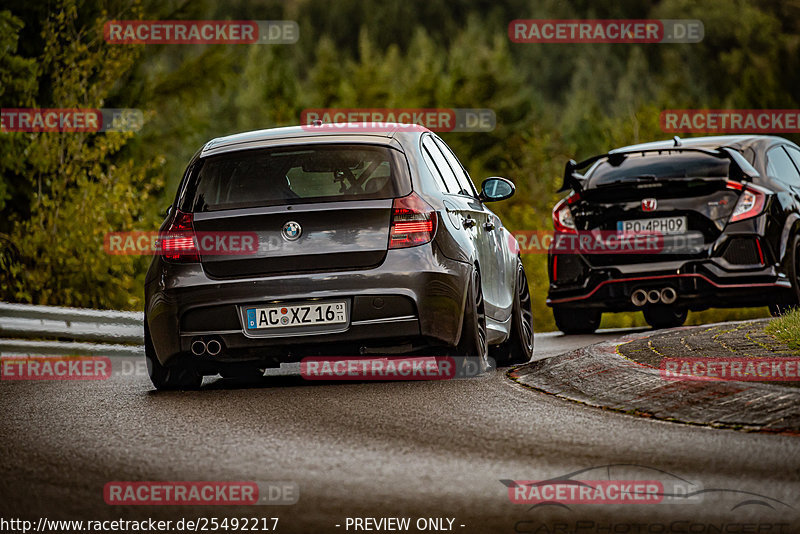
[552,306,601,335]
[144,321,203,390]
[770,235,800,316]
[642,306,688,330]
[492,260,534,366]
[455,264,489,372]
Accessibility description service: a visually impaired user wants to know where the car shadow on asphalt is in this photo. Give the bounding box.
[143,373,493,393]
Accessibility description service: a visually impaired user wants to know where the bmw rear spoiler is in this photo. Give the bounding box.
[559,145,760,193]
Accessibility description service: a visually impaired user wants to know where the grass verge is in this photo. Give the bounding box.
[765,309,800,349]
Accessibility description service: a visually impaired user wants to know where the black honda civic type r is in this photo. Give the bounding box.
[547,135,800,334]
[144,124,533,389]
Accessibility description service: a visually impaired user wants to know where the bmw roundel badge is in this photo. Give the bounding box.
[281,221,302,241]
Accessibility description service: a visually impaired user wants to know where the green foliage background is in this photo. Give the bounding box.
[1,0,799,331]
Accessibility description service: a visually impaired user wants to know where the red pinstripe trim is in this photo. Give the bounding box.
[548,273,784,305]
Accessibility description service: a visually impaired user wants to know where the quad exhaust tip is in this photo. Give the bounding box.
[631,289,648,307]
[660,287,678,305]
[630,287,678,307]
[647,289,661,304]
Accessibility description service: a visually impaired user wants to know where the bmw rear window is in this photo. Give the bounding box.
[182,144,411,212]
[587,152,730,187]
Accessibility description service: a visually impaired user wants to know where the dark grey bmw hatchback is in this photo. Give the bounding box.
[144,124,533,389]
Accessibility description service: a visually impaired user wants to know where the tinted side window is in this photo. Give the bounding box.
[176,161,197,208]
[422,136,461,194]
[766,146,800,187]
[784,146,800,181]
[434,137,477,197]
[420,141,450,194]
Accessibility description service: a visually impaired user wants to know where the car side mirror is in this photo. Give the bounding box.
[163,205,173,218]
[479,177,515,202]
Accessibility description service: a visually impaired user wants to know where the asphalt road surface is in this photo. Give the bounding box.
[1,329,799,533]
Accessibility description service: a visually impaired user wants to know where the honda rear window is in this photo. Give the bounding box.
[183,144,411,212]
[587,152,730,187]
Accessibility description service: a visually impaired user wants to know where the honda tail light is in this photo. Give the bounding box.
[730,187,766,223]
[552,195,578,233]
[389,192,437,249]
[159,209,200,262]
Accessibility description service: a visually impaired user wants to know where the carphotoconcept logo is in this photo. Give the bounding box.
[104,20,298,44]
[1,108,143,133]
[660,357,800,381]
[509,19,704,43]
[300,108,496,132]
[662,109,800,133]
[507,464,794,533]
[103,481,298,505]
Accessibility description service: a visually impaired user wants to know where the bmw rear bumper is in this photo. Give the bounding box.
[144,244,470,367]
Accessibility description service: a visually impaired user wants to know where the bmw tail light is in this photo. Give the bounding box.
[389,192,437,249]
[729,187,766,223]
[160,209,200,262]
[552,195,578,233]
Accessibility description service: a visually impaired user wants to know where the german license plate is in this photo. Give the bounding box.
[617,216,687,235]
[246,301,347,330]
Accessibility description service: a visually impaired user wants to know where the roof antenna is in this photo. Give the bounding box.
[673,135,682,147]
[313,119,323,126]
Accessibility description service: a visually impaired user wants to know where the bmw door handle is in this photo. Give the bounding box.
[483,221,495,231]
[462,217,476,229]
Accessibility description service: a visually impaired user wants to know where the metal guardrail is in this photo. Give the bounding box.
[0,302,144,357]
[0,339,143,358]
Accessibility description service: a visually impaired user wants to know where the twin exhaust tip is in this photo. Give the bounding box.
[191,338,222,356]
[631,287,677,307]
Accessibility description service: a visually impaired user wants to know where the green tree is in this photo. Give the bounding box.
[1,0,164,309]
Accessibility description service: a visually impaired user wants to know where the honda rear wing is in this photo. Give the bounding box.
[559,144,760,193]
